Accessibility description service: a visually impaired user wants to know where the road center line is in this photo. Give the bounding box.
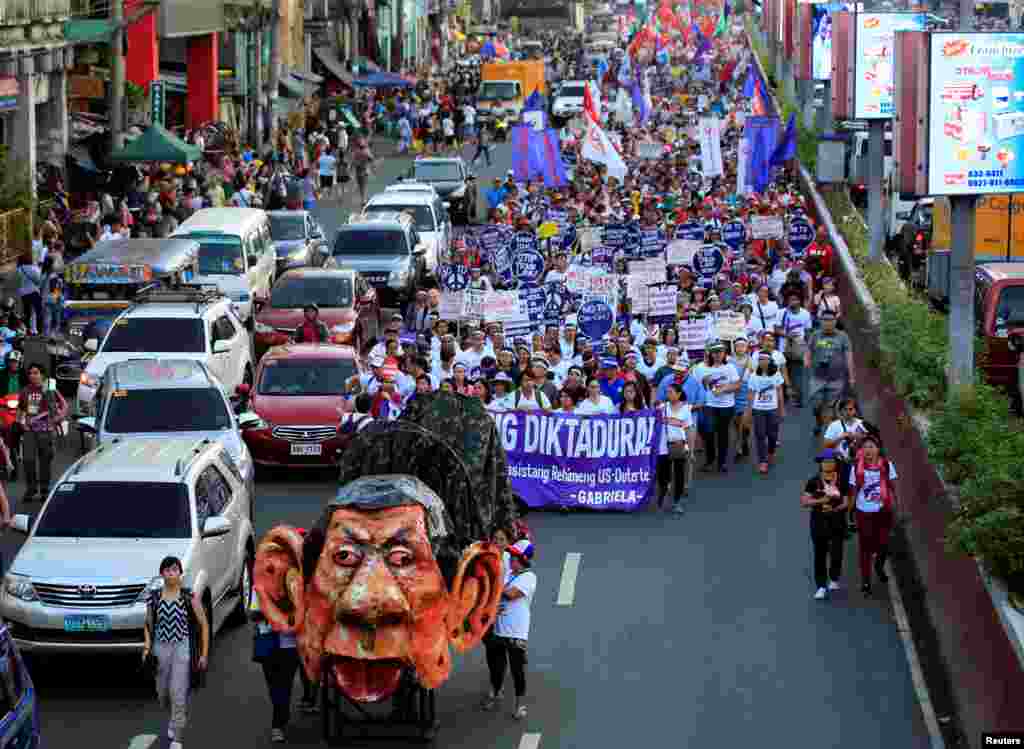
[127,735,158,749]
[518,732,542,749]
[556,552,582,606]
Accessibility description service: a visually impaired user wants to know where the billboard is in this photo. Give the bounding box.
[927,33,1024,196]
[854,12,926,119]
[811,3,852,80]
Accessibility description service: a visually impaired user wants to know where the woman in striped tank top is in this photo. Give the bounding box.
[143,556,210,749]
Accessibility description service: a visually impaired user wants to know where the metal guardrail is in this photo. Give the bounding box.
[0,0,72,25]
[0,209,29,265]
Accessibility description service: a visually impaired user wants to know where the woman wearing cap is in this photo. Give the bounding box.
[801,449,851,600]
[657,382,694,513]
[483,540,537,720]
[852,434,899,596]
[746,351,786,474]
[700,341,742,473]
[487,373,515,411]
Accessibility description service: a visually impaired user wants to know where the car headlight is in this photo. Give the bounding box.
[389,266,411,286]
[254,321,275,335]
[4,575,37,602]
[80,372,98,389]
[135,576,164,604]
[4,398,17,409]
[449,185,466,199]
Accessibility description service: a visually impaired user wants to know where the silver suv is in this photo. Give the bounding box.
[1,437,255,655]
[75,358,255,507]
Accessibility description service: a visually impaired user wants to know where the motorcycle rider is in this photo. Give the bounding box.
[293,303,330,344]
[1,351,25,479]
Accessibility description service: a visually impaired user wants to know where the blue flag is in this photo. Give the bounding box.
[745,116,779,194]
[524,89,545,112]
[631,82,646,124]
[769,113,797,167]
[742,63,756,98]
[511,125,532,182]
[541,129,568,188]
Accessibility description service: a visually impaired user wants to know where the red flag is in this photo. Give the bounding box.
[583,83,599,123]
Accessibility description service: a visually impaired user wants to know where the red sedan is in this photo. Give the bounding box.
[239,343,362,468]
[253,268,380,358]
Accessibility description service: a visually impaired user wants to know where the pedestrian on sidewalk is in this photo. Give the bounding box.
[801,448,850,600]
[16,364,67,502]
[483,540,537,720]
[250,587,305,743]
[317,145,338,200]
[471,125,492,167]
[40,256,65,337]
[15,254,42,336]
[351,135,375,206]
[852,434,899,597]
[142,556,210,749]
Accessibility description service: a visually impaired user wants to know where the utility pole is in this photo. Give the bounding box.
[948,0,976,387]
[867,119,884,260]
[267,0,282,138]
[110,0,125,155]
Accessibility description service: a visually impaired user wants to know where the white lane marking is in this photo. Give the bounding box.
[518,732,542,749]
[556,553,582,606]
[885,562,947,749]
[127,735,158,749]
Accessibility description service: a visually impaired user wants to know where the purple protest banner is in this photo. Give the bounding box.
[491,409,663,511]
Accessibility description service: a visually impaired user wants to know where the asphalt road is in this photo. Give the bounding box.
[5,144,933,749]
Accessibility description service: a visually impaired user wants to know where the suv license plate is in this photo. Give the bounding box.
[64,614,111,632]
[291,444,322,456]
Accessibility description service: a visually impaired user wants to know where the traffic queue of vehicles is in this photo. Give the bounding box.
[0,175,470,700]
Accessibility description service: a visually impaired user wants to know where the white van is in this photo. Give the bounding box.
[172,208,277,321]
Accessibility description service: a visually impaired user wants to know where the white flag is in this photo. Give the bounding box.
[736,135,750,195]
[581,113,628,181]
[699,116,724,178]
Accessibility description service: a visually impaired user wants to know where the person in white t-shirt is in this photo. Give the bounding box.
[317,146,338,199]
[657,382,694,513]
[486,540,537,720]
[745,351,786,473]
[851,434,899,596]
[512,372,550,411]
[575,377,618,415]
[748,285,780,338]
[700,340,741,473]
[777,293,813,406]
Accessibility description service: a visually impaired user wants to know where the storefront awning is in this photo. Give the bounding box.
[313,47,353,85]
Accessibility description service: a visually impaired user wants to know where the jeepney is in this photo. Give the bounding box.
[58,238,199,397]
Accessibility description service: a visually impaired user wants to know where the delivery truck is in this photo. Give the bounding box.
[477,60,546,124]
[927,193,1024,307]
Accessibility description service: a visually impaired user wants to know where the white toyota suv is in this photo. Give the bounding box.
[77,287,254,414]
[362,189,451,275]
[1,437,256,655]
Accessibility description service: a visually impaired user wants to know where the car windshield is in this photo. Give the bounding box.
[104,388,232,433]
[365,205,434,231]
[996,286,1024,326]
[191,235,245,276]
[258,358,357,396]
[35,482,191,538]
[103,319,205,353]
[269,215,306,241]
[559,85,585,98]
[271,276,354,308]
[479,82,518,100]
[334,229,408,256]
[413,162,463,182]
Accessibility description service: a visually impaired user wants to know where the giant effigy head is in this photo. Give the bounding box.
[255,474,504,704]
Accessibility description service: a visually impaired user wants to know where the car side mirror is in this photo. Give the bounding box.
[237,411,262,429]
[75,416,97,434]
[247,254,259,267]
[896,211,911,221]
[84,338,98,353]
[11,514,30,534]
[202,516,232,538]
[213,339,232,354]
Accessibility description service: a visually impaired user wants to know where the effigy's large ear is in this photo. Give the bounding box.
[447,541,504,653]
[253,525,306,634]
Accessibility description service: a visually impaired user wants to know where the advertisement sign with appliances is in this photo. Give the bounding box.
[854,13,926,119]
[927,33,1024,196]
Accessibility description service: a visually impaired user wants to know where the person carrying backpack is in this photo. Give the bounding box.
[851,434,899,597]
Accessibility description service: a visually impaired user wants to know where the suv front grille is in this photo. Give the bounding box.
[272,425,337,442]
[7,621,144,644]
[35,583,146,608]
[363,273,389,286]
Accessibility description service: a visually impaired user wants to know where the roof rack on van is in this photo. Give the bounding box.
[133,285,224,313]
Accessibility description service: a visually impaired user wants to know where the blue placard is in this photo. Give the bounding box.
[788,218,814,255]
[561,222,577,253]
[623,222,644,258]
[544,281,566,324]
[693,245,725,279]
[578,299,614,340]
[674,221,705,241]
[641,228,666,258]
[601,223,628,250]
[439,263,470,291]
[513,248,545,285]
[519,284,547,325]
[721,220,747,251]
